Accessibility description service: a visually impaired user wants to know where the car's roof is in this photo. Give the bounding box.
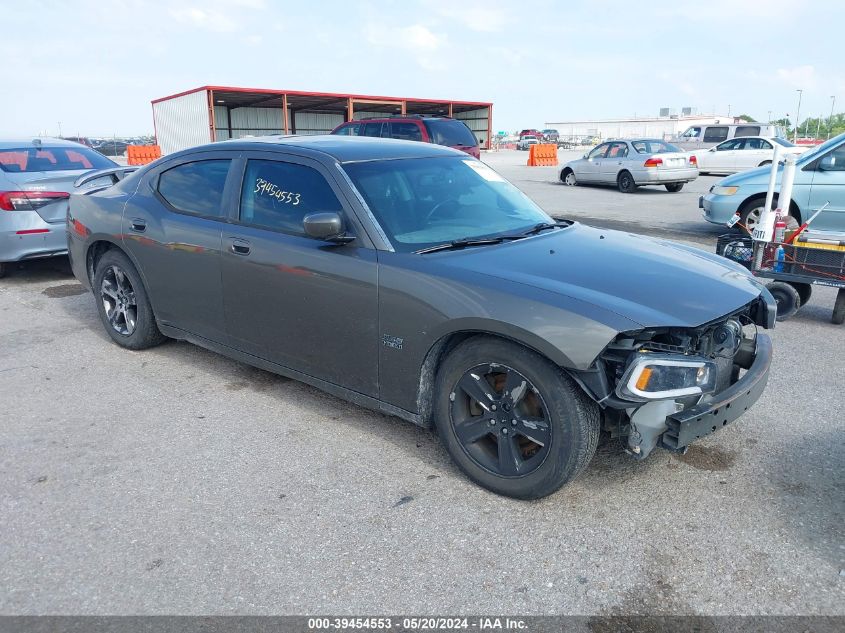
[190,134,466,163]
[0,137,89,149]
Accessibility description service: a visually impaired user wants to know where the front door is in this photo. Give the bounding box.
[579,143,609,182]
[805,142,845,232]
[122,154,235,343]
[220,153,379,396]
[600,142,628,182]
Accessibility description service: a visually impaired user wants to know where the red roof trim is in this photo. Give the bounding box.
[151,85,492,108]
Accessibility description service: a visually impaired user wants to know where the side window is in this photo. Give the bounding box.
[703,127,729,143]
[157,160,231,218]
[735,125,760,137]
[682,127,701,138]
[388,122,423,142]
[759,139,773,150]
[361,122,384,137]
[335,123,362,136]
[587,144,608,159]
[717,139,742,151]
[607,142,628,158]
[239,160,344,236]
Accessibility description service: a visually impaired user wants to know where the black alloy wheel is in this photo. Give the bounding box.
[449,363,551,477]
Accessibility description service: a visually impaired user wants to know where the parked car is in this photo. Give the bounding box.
[516,136,540,151]
[541,129,559,143]
[67,135,775,499]
[0,138,120,278]
[674,123,788,151]
[332,115,480,159]
[61,136,95,148]
[701,132,845,233]
[560,139,698,193]
[690,136,806,175]
[96,140,129,157]
[519,129,543,141]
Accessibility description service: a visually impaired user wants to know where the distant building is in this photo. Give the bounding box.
[544,114,739,141]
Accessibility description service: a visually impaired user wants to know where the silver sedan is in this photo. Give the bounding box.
[0,138,118,277]
[559,138,698,193]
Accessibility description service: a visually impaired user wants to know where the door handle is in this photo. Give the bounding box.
[230,239,251,255]
[130,218,147,232]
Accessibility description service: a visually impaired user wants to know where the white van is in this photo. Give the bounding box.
[674,123,788,151]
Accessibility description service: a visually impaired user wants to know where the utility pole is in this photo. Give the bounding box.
[768,110,772,123]
[816,116,822,139]
[829,95,836,140]
[794,89,803,142]
[727,104,731,117]
[57,121,62,138]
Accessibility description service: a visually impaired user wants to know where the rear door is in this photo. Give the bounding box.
[738,138,773,171]
[387,121,424,143]
[219,152,379,395]
[360,121,385,138]
[122,152,236,344]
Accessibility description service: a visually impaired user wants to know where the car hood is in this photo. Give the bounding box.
[446,224,764,329]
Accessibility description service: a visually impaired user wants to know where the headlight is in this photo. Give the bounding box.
[617,354,718,401]
[712,185,739,195]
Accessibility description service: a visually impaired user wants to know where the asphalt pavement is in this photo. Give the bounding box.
[0,150,842,616]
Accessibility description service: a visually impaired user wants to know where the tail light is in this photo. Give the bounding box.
[689,155,698,166]
[0,191,70,211]
[643,157,663,168]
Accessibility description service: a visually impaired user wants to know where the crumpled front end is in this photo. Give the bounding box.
[572,293,775,459]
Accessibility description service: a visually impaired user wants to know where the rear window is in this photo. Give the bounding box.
[632,140,681,154]
[388,121,423,142]
[157,160,231,218]
[734,125,761,137]
[424,119,478,148]
[333,123,362,136]
[0,146,115,173]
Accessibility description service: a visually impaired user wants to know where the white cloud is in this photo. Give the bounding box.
[776,65,819,90]
[364,22,446,70]
[431,3,509,32]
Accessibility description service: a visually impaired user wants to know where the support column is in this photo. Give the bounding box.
[207,89,217,142]
[283,94,290,135]
[486,105,493,150]
[447,103,453,117]
[347,97,354,122]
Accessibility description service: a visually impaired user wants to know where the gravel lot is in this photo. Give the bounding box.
[1,149,843,616]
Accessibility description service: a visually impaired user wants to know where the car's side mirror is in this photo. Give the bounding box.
[709,147,716,152]
[303,212,354,243]
[818,155,837,171]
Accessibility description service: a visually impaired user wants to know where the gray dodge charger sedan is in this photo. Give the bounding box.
[67,136,775,499]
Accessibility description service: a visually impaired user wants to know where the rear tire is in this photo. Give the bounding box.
[789,282,812,307]
[93,250,166,350]
[758,161,772,167]
[768,281,801,321]
[833,289,845,325]
[434,336,600,499]
[665,183,684,192]
[617,171,637,193]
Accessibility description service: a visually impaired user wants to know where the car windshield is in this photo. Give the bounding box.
[631,140,680,154]
[0,146,115,173]
[343,156,553,253]
[771,137,797,147]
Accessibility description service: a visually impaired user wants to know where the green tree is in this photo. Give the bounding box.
[738,114,756,122]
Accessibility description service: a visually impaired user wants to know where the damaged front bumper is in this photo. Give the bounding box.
[661,333,772,451]
[625,333,772,458]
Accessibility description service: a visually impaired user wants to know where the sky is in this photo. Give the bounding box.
[2,0,844,137]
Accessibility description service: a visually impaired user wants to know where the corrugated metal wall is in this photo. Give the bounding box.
[213,106,287,140]
[352,111,388,121]
[454,107,490,148]
[153,90,211,154]
[293,112,345,135]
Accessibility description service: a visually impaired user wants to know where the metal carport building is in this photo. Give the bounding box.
[151,85,493,155]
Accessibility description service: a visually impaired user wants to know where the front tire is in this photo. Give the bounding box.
[665,183,684,192]
[768,281,801,321]
[617,170,637,193]
[561,169,577,186]
[434,336,600,499]
[94,250,166,350]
